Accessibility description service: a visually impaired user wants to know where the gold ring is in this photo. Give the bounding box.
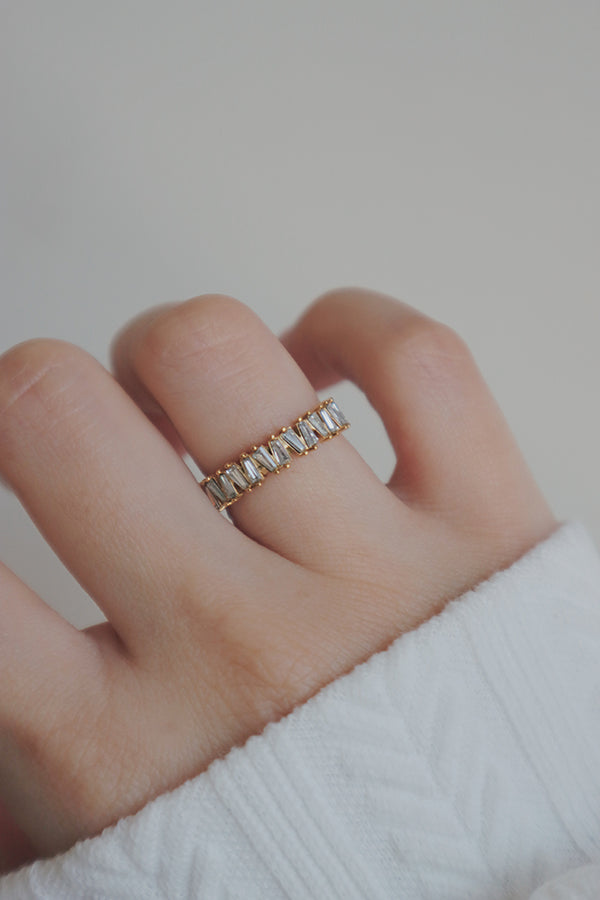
[200,397,350,511]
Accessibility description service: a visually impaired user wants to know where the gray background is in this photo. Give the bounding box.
[1,1,598,628]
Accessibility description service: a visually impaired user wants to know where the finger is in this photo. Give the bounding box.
[0,560,94,854]
[0,795,35,873]
[111,295,402,570]
[110,302,187,455]
[0,339,253,651]
[0,561,86,731]
[280,287,552,526]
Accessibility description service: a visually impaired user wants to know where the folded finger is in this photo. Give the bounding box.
[281,287,539,519]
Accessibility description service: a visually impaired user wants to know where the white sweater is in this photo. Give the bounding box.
[2,521,600,899]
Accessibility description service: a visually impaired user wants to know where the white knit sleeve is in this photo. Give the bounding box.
[2,521,600,899]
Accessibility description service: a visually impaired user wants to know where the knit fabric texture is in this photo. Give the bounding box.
[2,521,600,899]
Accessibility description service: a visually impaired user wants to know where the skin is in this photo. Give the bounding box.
[0,287,557,872]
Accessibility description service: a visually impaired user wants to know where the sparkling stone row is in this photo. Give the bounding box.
[201,398,349,511]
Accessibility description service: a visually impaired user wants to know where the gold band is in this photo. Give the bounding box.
[200,397,350,511]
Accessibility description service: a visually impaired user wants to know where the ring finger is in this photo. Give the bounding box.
[111,294,402,570]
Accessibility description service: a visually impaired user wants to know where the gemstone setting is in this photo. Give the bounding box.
[326,399,349,427]
[252,445,279,472]
[224,464,249,491]
[204,477,228,509]
[201,397,349,510]
[217,473,237,501]
[297,418,319,448]
[319,406,339,433]
[240,455,263,484]
[307,411,330,438]
[269,437,291,466]
[280,426,307,454]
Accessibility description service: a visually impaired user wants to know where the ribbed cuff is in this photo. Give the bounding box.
[3,522,600,899]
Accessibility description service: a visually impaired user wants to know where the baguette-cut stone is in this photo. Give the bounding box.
[218,473,237,501]
[307,411,330,438]
[326,399,349,427]
[252,445,279,472]
[280,427,306,454]
[240,455,263,484]
[204,477,227,508]
[319,406,339,433]
[269,437,291,465]
[225,464,249,491]
[297,419,319,448]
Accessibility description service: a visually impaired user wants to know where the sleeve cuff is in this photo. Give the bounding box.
[3,521,600,899]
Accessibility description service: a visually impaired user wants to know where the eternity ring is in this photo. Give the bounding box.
[200,397,350,511]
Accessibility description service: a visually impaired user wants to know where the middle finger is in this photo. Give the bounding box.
[0,338,253,651]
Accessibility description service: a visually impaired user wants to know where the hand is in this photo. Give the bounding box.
[0,288,556,871]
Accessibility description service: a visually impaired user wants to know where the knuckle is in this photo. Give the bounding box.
[220,644,309,727]
[305,286,369,327]
[222,629,317,722]
[311,286,365,309]
[384,317,475,387]
[135,294,254,374]
[0,339,90,419]
[177,587,305,723]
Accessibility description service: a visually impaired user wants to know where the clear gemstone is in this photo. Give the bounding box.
[319,406,339,433]
[252,445,279,472]
[269,437,291,465]
[240,455,263,484]
[225,464,249,490]
[307,411,329,437]
[326,399,349,427]
[218,473,237,501]
[297,419,319,447]
[204,477,227,508]
[280,427,306,454]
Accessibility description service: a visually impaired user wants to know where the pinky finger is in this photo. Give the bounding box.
[0,562,92,854]
[0,562,85,725]
[0,796,34,873]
